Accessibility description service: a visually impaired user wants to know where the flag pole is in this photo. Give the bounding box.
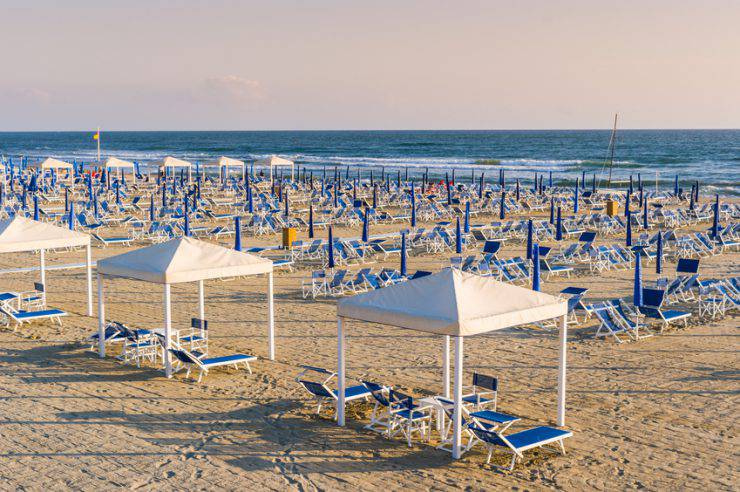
[96,126,101,162]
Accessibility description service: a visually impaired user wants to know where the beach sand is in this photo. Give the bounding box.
[0,207,738,490]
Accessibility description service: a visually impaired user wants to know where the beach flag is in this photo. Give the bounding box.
[93,131,99,140]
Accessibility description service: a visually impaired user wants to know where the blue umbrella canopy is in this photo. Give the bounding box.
[308,204,315,239]
[464,201,470,234]
[526,219,533,260]
[626,211,633,246]
[633,250,643,307]
[455,217,462,254]
[400,231,407,277]
[711,194,719,238]
[327,226,335,269]
[555,206,563,241]
[362,208,369,242]
[656,231,663,274]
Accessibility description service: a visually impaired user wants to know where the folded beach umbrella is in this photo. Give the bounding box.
[573,178,579,214]
[183,198,190,237]
[478,173,484,200]
[234,216,242,251]
[625,190,631,217]
[327,226,335,269]
[556,206,563,241]
[410,182,416,228]
[643,200,649,229]
[532,244,541,291]
[400,231,407,277]
[33,195,39,221]
[362,208,369,243]
[626,211,632,246]
[308,205,315,239]
[455,217,462,254]
[68,202,75,230]
[656,231,663,274]
[499,191,505,220]
[464,201,470,233]
[515,178,520,201]
[549,198,555,224]
[711,194,719,238]
[633,250,643,307]
[150,194,155,221]
[526,219,533,260]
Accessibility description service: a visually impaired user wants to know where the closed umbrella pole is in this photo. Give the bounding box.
[532,244,541,291]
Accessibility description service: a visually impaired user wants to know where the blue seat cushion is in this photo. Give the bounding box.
[180,335,205,343]
[15,309,66,320]
[462,395,493,405]
[504,426,572,450]
[662,309,691,321]
[202,354,255,366]
[394,409,428,420]
[0,293,18,302]
[332,385,371,400]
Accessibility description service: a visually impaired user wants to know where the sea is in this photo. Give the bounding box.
[0,130,738,196]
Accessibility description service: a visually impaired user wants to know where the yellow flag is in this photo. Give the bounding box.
[93,132,99,140]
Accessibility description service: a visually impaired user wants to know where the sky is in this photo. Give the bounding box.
[1,0,738,131]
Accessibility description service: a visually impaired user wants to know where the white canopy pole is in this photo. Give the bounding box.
[97,273,105,357]
[557,314,568,426]
[452,336,463,459]
[268,272,275,360]
[337,317,346,426]
[198,280,205,337]
[39,248,46,286]
[443,335,450,398]
[86,243,93,316]
[164,283,172,378]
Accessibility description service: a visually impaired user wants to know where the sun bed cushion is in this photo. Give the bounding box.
[470,410,519,424]
[14,309,67,320]
[499,426,572,450]
[332,384,371,400]
[201,354,256,366]
[661,309,691,321]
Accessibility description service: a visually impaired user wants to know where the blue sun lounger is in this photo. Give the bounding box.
[640,288,691,332]
[295,365,372,418]
[0,304,67,329]
[169,348,255,382]
[466,424,572,470]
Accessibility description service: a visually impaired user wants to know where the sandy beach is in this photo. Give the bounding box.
[0,202,737,491]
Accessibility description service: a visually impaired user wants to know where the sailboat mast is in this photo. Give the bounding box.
[607,113,618,186]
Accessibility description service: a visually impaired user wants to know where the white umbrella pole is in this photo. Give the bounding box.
[452,336,463,459]
[86,243,93,316]
[557,314,568,426]
[97,273,105,357]
[337,317,345,426]
[268,272,275,360]
[164,283,172,378]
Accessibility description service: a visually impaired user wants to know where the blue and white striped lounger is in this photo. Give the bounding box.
[467,424,573,470]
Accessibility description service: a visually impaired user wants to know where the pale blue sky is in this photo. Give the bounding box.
[1,0,738,130]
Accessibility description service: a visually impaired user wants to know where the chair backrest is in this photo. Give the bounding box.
[642,288,665,309]
[34,282,45,293]
[389,390,413,411]
[467,425,509,447]
[191,318,208,331]
[483,241,501,255]
[579,231,597,243]
[169,348,199,365]
[472,372,498,392]
[676,258,700,275]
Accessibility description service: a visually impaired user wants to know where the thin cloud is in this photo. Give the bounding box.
[198,76,265,106]
[4,87,52,104]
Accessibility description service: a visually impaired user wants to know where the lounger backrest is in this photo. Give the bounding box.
[389,390,414,411]
[483,241,501,255]
[676,258,700,274]
[362,381,390,407]
[642,288,665,309]
[579,231,597,243]
[170,349,199,365]
[298,380,334,399]
[191,318,208,331]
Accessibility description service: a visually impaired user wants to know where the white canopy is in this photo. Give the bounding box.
[0,216,93,316]
[255,155,294,181]
[338,268,567,336]
[0,216,90,252]
[97,236,273,284]
[156,156,192,169]
[33,157,73,170]
[204,156,245,168]
[103,157,135,169]
[256,155,293,167]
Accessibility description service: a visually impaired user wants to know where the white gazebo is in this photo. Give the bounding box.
[33,157,74,170]
[204,156,246,180]
[103,157,135,180]
[95,237,275,377]
[335,268,568,459]
[255,155,294,181]
[0,216,93,316]
[156,156,192,182]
